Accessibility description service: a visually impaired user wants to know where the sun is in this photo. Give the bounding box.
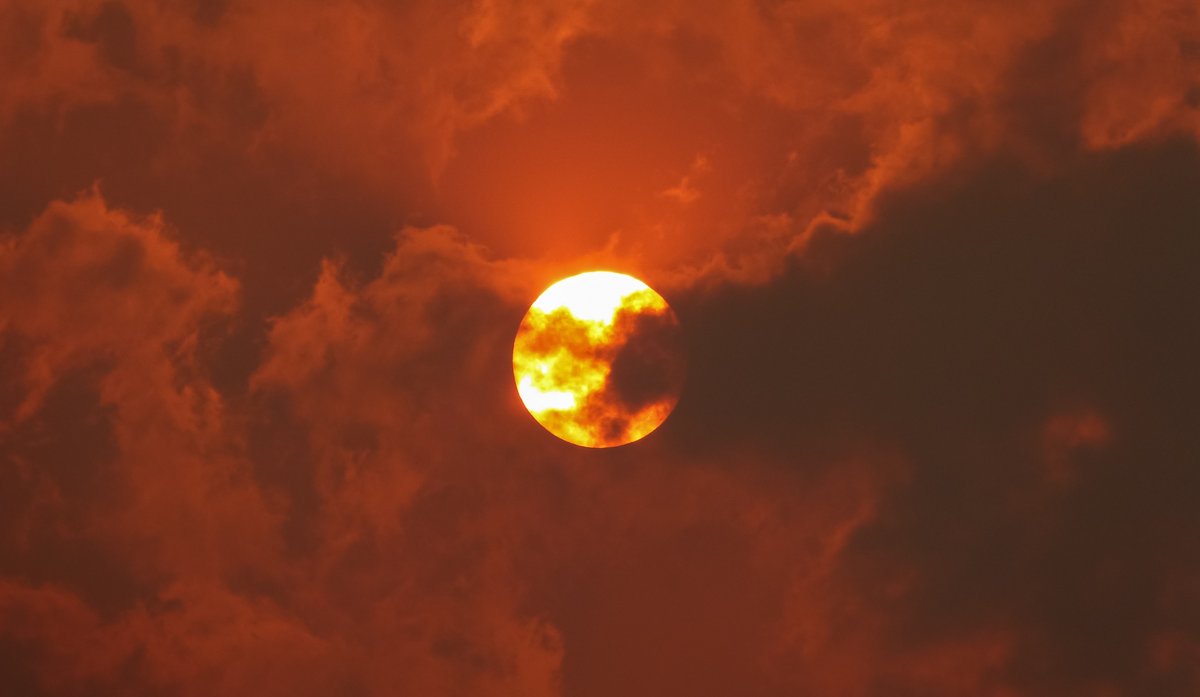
[513,271,686,448]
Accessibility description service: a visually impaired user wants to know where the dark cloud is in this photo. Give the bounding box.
[607,306,686,412]
[671,139,1200,694]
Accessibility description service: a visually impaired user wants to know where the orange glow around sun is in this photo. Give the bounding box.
[513,271,686,448]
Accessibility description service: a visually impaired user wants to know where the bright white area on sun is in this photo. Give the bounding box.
[516,375,577,412]
[530,271,650,324]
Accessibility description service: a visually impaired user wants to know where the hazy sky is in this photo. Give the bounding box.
[1,1,1198,695]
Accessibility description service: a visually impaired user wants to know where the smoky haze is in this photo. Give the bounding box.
[1,1,1199,695]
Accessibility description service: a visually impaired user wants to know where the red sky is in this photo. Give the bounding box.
[1,1,1199,695]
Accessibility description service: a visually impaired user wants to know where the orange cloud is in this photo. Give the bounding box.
[6,0,1195,287]
[1043,408,1111,486]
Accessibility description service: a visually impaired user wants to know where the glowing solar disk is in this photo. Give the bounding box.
[513,271,685,447]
